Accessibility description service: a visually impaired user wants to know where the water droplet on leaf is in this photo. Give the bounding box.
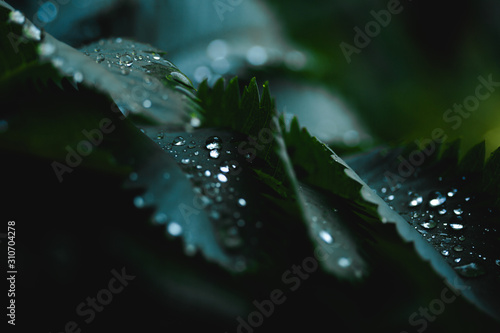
[167,222,182,236]
[319,230,334,244]
[429,191,447,207]
[172,136,186,146]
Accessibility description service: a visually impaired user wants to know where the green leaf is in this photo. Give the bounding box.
[345,140,500,320]
[195,77,372,280]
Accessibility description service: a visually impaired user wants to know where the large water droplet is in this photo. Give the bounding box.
[172,136,186,146]
[449,223,464,231]
[210,149,220,159]
[205,136,222,150]
[454,262,486,278]
[429,191,447,207]
[409,193,423,207]
[319,230,334,244]
[420,220,437,229]
[119,54,133,67]
[217,173,228,183]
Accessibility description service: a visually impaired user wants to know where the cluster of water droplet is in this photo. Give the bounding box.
[8,10,42,42]
[36,36,201,127]
[377,176,499,278]
[147,130,259,253]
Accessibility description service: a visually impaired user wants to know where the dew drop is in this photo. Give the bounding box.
[409,193,423,207]
[181,158,190,165]
[172,136,186,146]
[420,220,437,229]
[210,149,220,159]
[338,257,352,268]
[454,258,462,263]
[438,208,447,215]
[205,136,222,150]
[119,54,133,67]
[453,245,464,252]
[319,230,334,244]
[453,208,463,215]
[429,191,447,207]
[204,170,211,177]
[495,259,500,267]
[217,173,228,183]
[167,222,182,236]
[458,235,466,241]
[96,53,105,63]
[237,198,247,207]
[220,164,230,173]
[187,141,196,149]
[441,249,450,256]
[449,223,464,231]
[387,194,395,201]
[447,188,457,197]
[142,99,152,108]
